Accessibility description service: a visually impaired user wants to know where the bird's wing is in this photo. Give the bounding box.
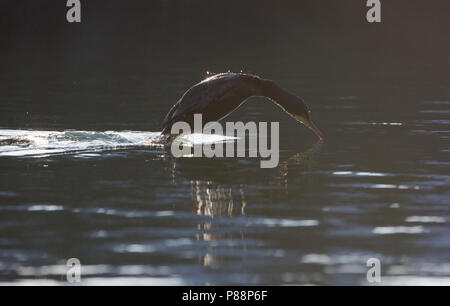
[162,77,237,129]
[172,83,221,119]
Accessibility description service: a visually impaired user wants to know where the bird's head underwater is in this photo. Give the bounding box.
[282,94,324,141]
[261,78,323,140]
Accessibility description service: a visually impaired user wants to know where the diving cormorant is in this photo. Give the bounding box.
[161,73,323,140]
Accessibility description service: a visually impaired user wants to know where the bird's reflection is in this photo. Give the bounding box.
[190,180,247,267]
[192,180,247,217]
[273,139,323,187]
[169,140,322,267]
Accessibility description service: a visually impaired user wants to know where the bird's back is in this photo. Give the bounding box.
[161,73,263,135]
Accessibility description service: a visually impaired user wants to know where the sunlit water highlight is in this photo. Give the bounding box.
[0,129,162,157]
[0,129,240,158]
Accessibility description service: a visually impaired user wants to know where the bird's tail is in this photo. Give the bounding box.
[158,128,178,145]
[161,125,171,136]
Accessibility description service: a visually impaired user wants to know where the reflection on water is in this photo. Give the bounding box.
[192,180,247,218]
[1,0,449,285]
[174,141,323,269]
[191,180,246,267]
[0,129,163,157]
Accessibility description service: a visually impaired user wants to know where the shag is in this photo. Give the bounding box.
[162,73,323,140]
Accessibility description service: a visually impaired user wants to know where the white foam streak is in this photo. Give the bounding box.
[0,129,161,157]
[373,226,427,235]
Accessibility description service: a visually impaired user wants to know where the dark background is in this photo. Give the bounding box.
[1,1,450,285]
[1,0,449,131]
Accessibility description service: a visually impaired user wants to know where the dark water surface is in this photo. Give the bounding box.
[0,1,449,285]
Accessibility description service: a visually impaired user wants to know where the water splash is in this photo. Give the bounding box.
[176,133,238,146]
[0,129,162,157]
[0,129,240,158]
